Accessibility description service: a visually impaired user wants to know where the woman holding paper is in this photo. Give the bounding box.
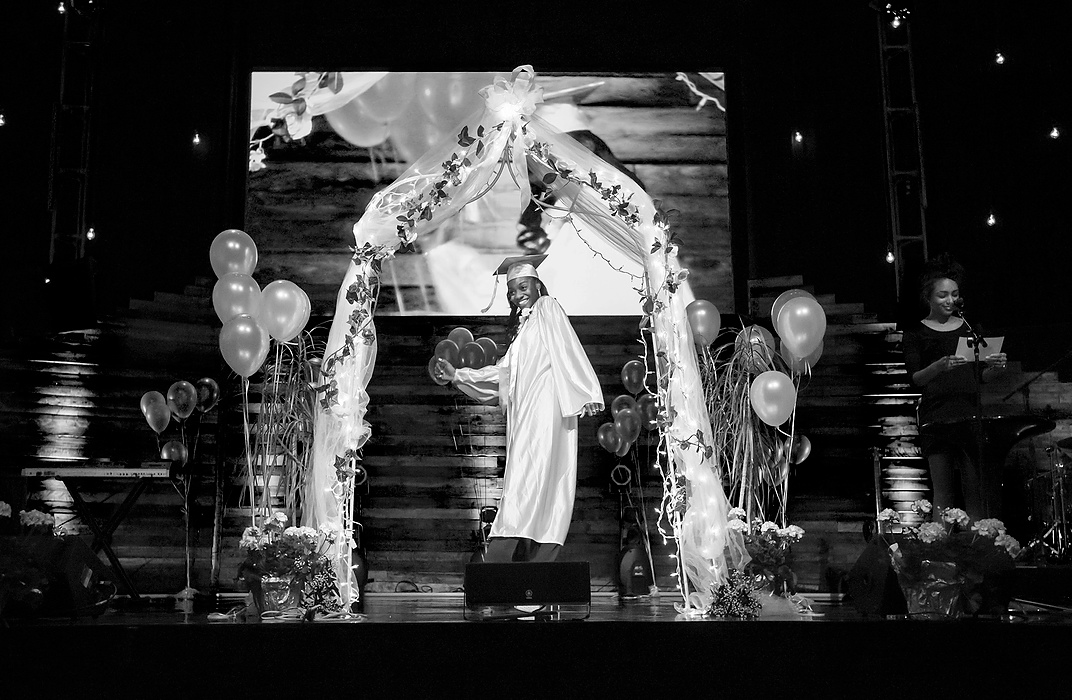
[902,256,1007,519]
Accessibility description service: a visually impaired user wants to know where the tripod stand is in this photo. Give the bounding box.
[1023,445,1071,562]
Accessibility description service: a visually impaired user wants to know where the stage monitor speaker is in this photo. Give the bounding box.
[846,538,907,617]
[1,535,110,617]
[464,561,591,607]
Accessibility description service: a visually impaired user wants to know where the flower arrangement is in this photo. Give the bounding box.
[17,508,60,535]
[1,504,59,618]
[705,568,763,618]
[727,507,805,595]
[882,501,1020,617]
[237,512,343,616]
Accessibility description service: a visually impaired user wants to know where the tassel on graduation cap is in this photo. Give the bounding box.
[481,254,548,313]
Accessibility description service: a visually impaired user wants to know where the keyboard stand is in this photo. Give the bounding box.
[22,463,174,603]
[63,478,151,601]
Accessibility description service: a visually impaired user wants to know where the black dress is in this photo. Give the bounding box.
[901,321,980,455]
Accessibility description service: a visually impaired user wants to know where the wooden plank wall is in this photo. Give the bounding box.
[246,72,733,317]
[0,279,683,594]
[0,288,228,592]
[359,314,673,592]
[8,274,1069,596]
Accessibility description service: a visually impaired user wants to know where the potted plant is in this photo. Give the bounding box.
[880,501,1020,618]
[237,512,343,617]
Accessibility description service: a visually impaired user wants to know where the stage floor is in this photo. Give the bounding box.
[6,589,1072,625]
[5,592,1071,697]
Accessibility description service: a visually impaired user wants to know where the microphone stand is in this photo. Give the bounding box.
[957,309,992,518]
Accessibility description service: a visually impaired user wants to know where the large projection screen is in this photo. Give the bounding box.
[245,71,732,316]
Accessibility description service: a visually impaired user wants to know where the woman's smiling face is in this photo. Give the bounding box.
[926,277,960,320]
[507,276,540,310]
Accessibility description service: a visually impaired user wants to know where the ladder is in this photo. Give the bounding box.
[48,1,99,265]
[874,5,929,303]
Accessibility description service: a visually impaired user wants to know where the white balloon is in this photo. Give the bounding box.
[212,273,261,324]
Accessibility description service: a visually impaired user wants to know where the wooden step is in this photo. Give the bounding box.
[748,275,806,290]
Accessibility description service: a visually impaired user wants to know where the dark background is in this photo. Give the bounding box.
[4,1,1070,363]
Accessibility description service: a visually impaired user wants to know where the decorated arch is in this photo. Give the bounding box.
[305,66,751,612]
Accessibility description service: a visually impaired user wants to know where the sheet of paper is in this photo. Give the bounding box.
[955,336,1004,362]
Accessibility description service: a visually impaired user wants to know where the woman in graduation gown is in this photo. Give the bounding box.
[435,257,603,562]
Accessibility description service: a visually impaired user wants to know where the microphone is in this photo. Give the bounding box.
[952,298,965,317]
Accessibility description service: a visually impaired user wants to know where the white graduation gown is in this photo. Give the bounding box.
[451,295,603,545]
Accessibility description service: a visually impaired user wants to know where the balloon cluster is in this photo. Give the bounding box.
[760,434,813,486]
[427,326,500,385]
[139,378,220,466]
[597,360,659,457]
[210,229,312,378]
[324,72,496,161]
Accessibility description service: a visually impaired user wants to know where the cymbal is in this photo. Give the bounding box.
[1058,437,1072,451]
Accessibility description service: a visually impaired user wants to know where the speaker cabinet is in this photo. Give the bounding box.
[846,538,907,617]
[0,536,110,617]
[464,561,591,608]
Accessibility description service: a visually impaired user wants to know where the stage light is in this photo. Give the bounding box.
[86,227,96,241]
[57,2,66,13]
[793,131,804,143]
[0,112,6,127]
[1050,127,1060,139]
[45,277,51,284]
[995,52,1005,65]
[986,212,997,227]
[885,247,895,264]
[192,131,201,145]
[884,4,908,28]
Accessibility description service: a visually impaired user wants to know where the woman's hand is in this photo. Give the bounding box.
[935,354,968,373]
[581,402,602,418]
[984,352,1008,371]
[434,358,456,383]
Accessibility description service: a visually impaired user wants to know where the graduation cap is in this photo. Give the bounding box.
[494,254,547,280]
[482,254,548,312]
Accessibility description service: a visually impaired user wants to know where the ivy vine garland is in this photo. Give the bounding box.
[313,114,722,603]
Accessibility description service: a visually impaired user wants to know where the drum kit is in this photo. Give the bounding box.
[1023,436,1072,562]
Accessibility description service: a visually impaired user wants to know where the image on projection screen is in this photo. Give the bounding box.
[246,70,729,316]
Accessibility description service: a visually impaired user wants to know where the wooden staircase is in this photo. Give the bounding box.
[747,275,898,591]
[12,270,1065,596]
[0,280,227,594]
[360,314,673,592]
[2,278,678,595]
[748,275,1072,590]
